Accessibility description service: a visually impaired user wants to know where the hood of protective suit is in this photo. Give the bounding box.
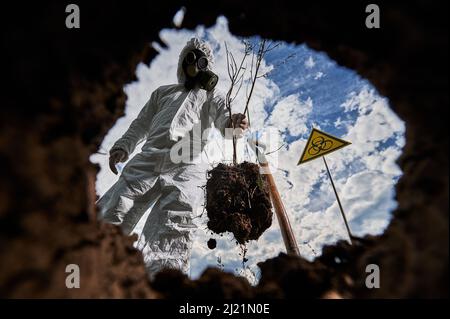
[163,38,218,141]
[177,38,215,84]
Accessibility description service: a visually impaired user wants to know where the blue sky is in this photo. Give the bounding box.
[90,15,405,284]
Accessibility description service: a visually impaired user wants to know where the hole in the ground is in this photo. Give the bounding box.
[90,15,405,284]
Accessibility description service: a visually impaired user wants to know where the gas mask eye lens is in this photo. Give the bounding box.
[185,51,196,65]
[197,56,208,70]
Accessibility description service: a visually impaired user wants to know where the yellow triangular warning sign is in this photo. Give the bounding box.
[298,128,351,165]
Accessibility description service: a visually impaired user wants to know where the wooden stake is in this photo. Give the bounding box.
[260,162,300,256]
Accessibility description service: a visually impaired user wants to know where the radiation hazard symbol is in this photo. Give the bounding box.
[298,128,351,165]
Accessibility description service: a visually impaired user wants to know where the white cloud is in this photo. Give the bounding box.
[314,72,324,80]
[305,56,315,68]
[172,7,186,27]
[267,94,313,136]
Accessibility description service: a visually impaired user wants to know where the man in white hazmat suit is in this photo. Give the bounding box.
[96,38,248,279]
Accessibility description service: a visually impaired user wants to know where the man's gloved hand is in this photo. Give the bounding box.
[230,113,249,130]
[109,149,128,175]
[229,113,248,138]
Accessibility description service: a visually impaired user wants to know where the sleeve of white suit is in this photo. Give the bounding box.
[210,93,232,139]
[110,89,159,156]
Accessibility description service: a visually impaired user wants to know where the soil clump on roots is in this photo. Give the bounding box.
[206,162,273,244]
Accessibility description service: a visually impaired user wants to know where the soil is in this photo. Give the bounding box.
[205,162,273,244]
[150,237,377,298]
[152,267,254,299]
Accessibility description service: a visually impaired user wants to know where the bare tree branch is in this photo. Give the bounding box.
[224,39,251,164]
[243,39,266,117]
[225,39,294,165]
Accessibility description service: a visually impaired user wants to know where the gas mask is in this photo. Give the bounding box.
[182,49,218,91]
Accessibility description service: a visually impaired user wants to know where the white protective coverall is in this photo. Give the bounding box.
[96,38,230,278]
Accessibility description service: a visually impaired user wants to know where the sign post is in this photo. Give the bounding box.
[322,156,354,245]
[298,128,354,245]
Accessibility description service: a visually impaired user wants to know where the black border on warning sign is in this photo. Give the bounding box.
[297,128,351,165]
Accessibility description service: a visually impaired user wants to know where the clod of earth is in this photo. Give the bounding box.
[205,162,273,244]
[207,238,217,250]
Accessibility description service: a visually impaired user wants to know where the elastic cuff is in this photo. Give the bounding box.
[110,146,129,161]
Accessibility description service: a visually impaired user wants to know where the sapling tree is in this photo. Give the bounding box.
[205,39,294,249]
